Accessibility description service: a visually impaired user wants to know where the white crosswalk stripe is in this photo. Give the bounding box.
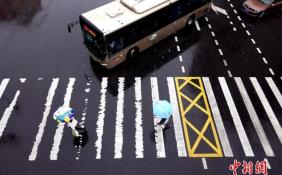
[114,78,125,159]
[250,77,282,144]
[135,77,144,158]
[0,77,281,160]
[203,77,233,157]
[167,77,187,157]
[0,91,20,138]
[151,77,166,158]
[235,77,274,157]
[219,77,254,157]
[50,78,76,160]
[266,77,282,108]
[0,79,10,99]
[29,78,59,161]
[95,77,108,159]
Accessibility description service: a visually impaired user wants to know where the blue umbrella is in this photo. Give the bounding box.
[153,100,173,119]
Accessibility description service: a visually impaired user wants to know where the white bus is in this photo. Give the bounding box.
[80,0,211,69]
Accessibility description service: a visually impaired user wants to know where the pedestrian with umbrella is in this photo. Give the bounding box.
[153,100,173,129]
[53,106,81,137]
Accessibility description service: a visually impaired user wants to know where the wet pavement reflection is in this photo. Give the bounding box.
[0,0,41,24]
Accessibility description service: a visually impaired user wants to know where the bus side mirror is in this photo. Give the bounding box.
[67,24,72,33]
[67,21,79,33]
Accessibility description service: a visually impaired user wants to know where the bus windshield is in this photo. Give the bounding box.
[80,17,107,60]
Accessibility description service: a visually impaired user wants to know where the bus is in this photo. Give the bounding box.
[80,0,211,69]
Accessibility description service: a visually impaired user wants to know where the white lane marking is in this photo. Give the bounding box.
[95,78,108,159]
[250,77,282,144]
[229,21,234,25]
[269,68,275,76]
[242,23,246,28]
[228,71,233,77]
[215,40,219,46]
[211,32,215,37]
[266,77,282,108]
[179,55,183,62]
[135,78,144,158]
[223,59,228,67]
[230,4,234,8]
[114,78,125,159]
[208,24,212,29]
[202,158,208,169]
[174,36,179,42]
[262,57,268,64]
[195,19,201,31]
[212,5,228,15]
[233,27,237,32]
[205,17,209,22]
[151,77,166,158]
[227,15,230,19]
[0,79,10,99]
[0,91,20,138]
[20,78,26,83]
[257,47,262,54]
[29,79,59,161]
[246,30,251,36]
[181,66,186,73]
[167,77,187,157]
[235,78,274,157]
[237,16,242,21]
[203,77,233,157]
[233,9,238,14]
[37,78,44,80]
[218,49,223,56]
[50,78,75,160]
[177,46,181,52]
[251,39,256,44]
[264,158,271,169]
[219,77,254,157]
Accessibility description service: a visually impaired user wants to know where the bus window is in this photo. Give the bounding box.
[106,33,124,56]
[80,16,107,60]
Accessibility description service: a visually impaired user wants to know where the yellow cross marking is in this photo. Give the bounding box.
[175,77,223,157]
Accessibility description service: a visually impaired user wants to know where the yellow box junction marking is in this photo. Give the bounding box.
[175,77,222,157]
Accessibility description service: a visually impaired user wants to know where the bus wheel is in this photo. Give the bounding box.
[126,47,139,59]
[186,15,195,27]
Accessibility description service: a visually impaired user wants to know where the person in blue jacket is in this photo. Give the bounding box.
[53,106,80,137]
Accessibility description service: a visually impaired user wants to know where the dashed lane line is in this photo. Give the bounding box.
[227,0,275,76]
[195,19,201,31]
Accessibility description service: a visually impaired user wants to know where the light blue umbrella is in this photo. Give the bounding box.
[153,100,173,119]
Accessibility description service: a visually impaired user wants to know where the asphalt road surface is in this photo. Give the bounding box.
[0,0,282,174]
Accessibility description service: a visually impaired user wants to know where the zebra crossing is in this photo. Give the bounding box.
[0,77,282,161]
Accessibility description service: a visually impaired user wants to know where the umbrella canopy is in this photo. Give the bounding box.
[153,100,173,119]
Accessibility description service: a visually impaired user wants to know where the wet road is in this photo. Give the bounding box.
[0,0,282,174]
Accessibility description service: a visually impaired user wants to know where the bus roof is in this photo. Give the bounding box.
[81,0,178,36]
